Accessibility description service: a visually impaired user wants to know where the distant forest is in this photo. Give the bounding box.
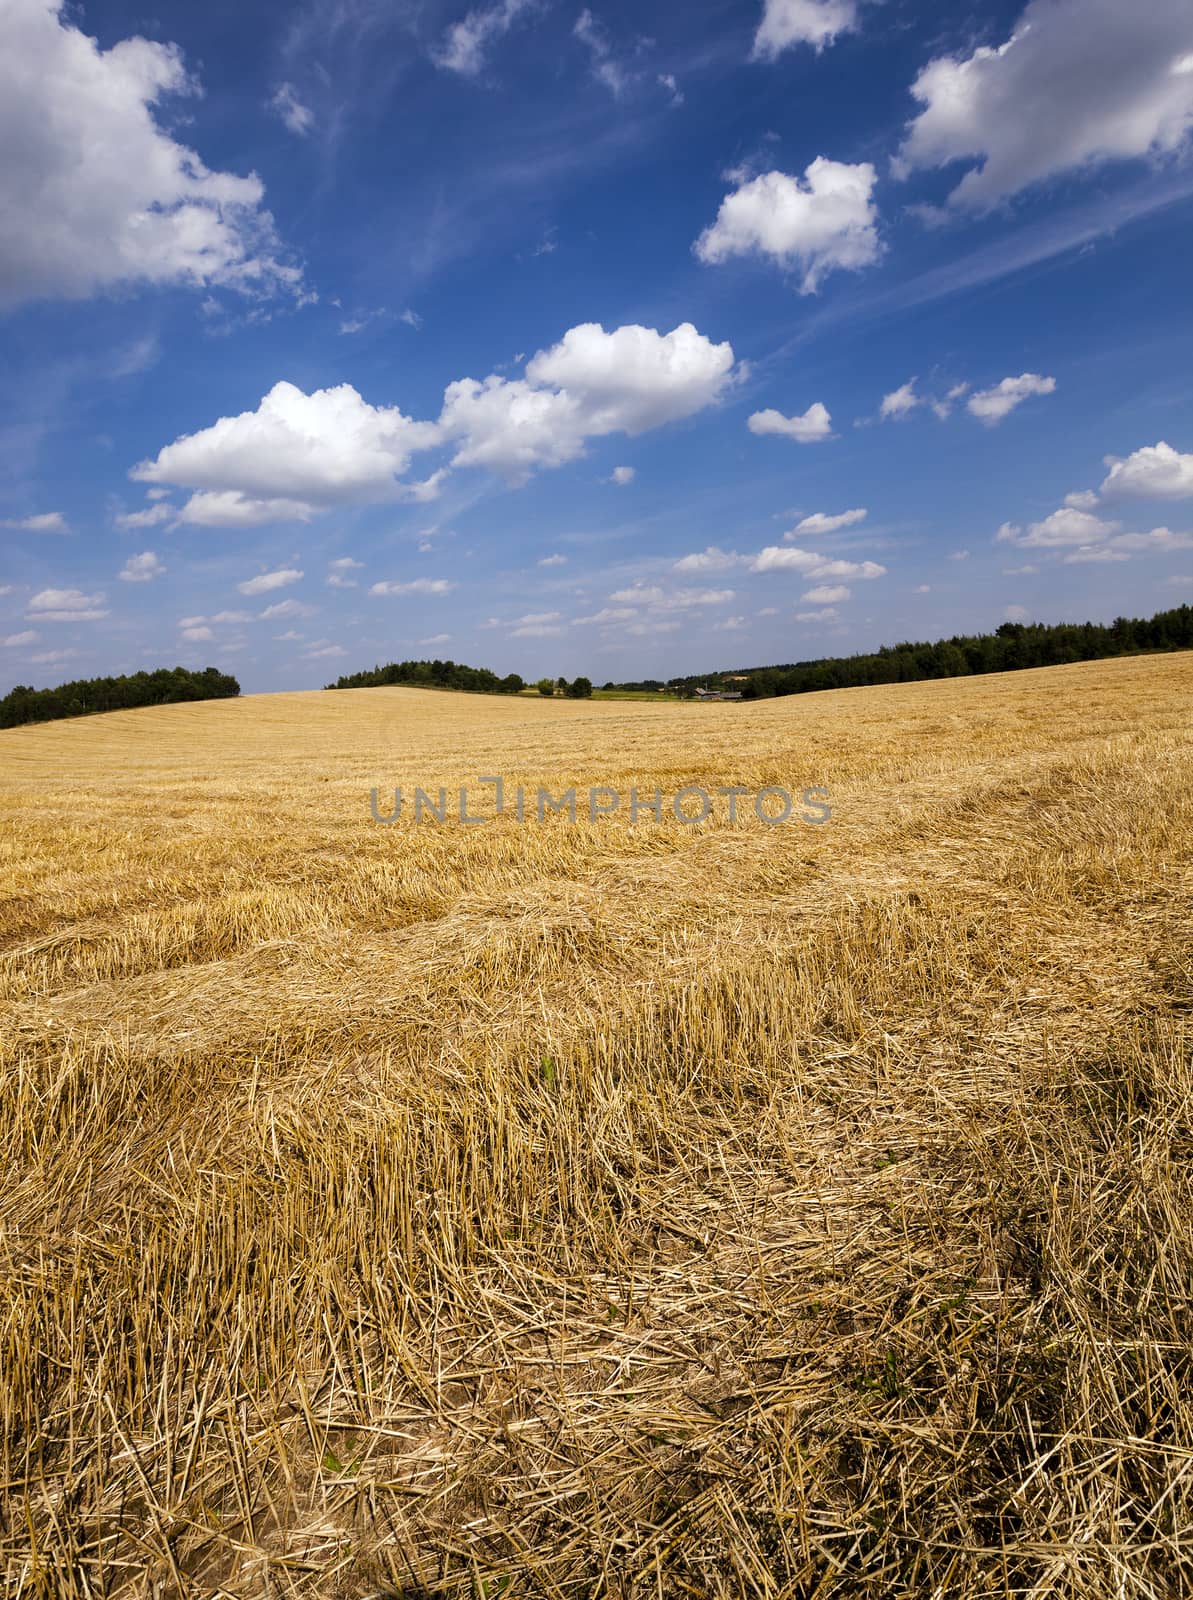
[326,658,526,695]
[611,605,1193,700]
[0,666,241,729]
[5,608,1189,731]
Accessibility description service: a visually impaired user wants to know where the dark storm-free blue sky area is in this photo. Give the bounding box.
[1,0,1192,690]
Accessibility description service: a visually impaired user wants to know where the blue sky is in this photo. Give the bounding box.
[2,0,1192,692]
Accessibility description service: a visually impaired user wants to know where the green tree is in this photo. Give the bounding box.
[566,676,593,698]
[325,658,523,694]
[0,668,240,729]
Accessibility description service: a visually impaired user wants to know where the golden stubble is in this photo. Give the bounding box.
[1,652,1191,1597]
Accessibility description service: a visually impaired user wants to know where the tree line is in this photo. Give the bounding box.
[602,605,1192,700]
[7,607,1187,731]
[326,658,527,694]
[533,676,593,697]
[0,666,241,729]
[326,659,596,697]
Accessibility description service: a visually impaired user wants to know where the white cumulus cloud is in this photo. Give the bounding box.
[880,374,1052,425]
[751,546,886,579]
[438,380,582,475]
[880,380,921,420]
[695,159,881,292]
[1066,526,1193,561]
[607,584,736,611]
[896,0,1193,210]
[526,322,736,433]
[132,381,442,521]
[114,502,173,531]
[753,0,858,59]
[967,373,1056,425]
[441,322,738,478]
[673,546,742,573]
[1100,441,1193,500]
[996,508,1119,547]
[119,550,166,582]
[179,492,317,527]
[133,323,739,503]
[0,0,301,308]
[27,587,108,621]
[748,402,833,443]
[179,611,254,628]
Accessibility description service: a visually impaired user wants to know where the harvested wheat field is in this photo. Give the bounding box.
[1,652,1192,1599]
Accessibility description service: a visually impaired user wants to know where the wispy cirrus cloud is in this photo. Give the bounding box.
[268,82,315,136]
[238,568,304,596]
[369,577,455,596]
[3,511,68,533]
[433,0,536,76]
